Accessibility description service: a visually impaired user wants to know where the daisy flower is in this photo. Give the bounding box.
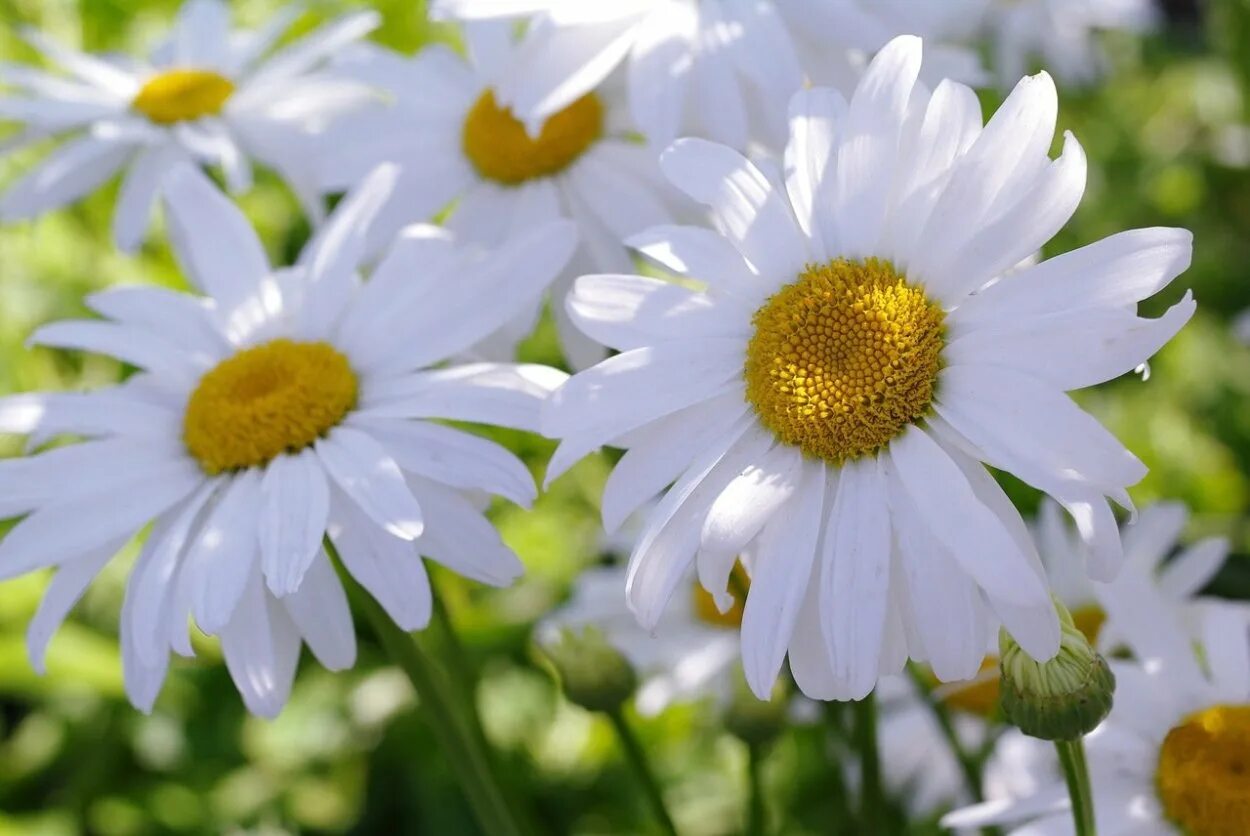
[537,561,744,716]
[938,500,1230,716]
[944,602,1250,835]
[0,0,381,249]
[427,0,804,150]
[314,31,675,368]
[984,0,1159,88]
[0,163,575,717]
[542,35,1196,703]
[776,0,989,93]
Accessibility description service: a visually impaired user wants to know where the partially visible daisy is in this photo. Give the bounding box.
[538,562,744,716]
[776,0,989,93]
[314,31,675,367]
[542,36,1196,703]
[0,0,380,249]
[0,163,574,716]
[944,602,1250,835]
[984,0,1159,88]
[427,1,804,150]
[938,500,1230,716]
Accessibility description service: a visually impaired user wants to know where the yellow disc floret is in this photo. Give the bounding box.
[462,89,603,185]
[132,69,235,125]
[1157,704,1250,835]
[744,258,945,463]
[184,339,357,475]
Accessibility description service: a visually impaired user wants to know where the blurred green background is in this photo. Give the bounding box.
[0,1,1249,834]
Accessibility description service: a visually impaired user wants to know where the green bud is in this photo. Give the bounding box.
[724,666,789,747]
[999,600,1116,741]
[541,626,637,713]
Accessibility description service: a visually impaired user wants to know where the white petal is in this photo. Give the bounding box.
[170,0,231,68]
[259,450,331,597]
[0,135,132,220]
[280,552,356,670]
[406,477,524,587]
[30,320,206,385]
[246,11,381,86]
[113,142,183,252]
[183,470,263,634]
[219,567,301,718]
[784,86,845,259]
[19,28,139,97]
[330,500,433,630]
[317,427,424,541]
[626,224,762,304]
[1158,537,1228,600]
[361,363,568,432]
[1201,603,1250,701]
[740,459,826,698]
[26,537,122,674]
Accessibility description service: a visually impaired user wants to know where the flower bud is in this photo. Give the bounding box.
[540,626,637,713]
[999,600,1116,741]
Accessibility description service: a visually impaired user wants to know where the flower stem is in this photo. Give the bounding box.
[333,546,526,836]
[747,742,766,836]
[604,706,680,836]
[853,693,882,834]
[1056,738,1097,836]
[904,663,985,801]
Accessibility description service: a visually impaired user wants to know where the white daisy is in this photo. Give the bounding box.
[944,602,1250,835]
[984,0,1159,88]
[312,30,675,368]
[542,35,1196,703]
[0,0,381,249]
[537,562,744,716]
[776,0,989,94]
[0,163,575,717]
[427,0,804,150]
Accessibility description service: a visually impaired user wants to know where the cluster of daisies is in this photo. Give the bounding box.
[1,0,1244,833]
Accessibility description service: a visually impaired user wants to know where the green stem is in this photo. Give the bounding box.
[605,707,680,836]
[854,694,881,834]
[1056,738,1097,836]
[332,545,525,836]
[747,742,766,836]
[820,703,854,834]
[904,664,985,802]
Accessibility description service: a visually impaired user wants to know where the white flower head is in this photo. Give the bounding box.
[945,602,1250,835]
[427,0,805,150]
[2,163,575,717]
[776,0,990,94]
[543,35,1196,704]
[0,0,381,249]
[986,0,1160,88]
[313,28,677,368]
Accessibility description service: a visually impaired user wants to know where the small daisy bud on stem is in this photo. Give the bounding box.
[541,626,638,713]
[999,600,1116,742]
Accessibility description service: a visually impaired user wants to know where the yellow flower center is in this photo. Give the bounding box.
[183,340,358,475]
[132,68,235,125]
[744,258,945,463]
[692,563,751,629]
[940,605,1106,718]
[1157,704,1250,836]
[462,89,604,185]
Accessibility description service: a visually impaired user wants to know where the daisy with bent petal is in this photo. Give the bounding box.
[314,29,674,367]
[0,0,380,249]
[543,35,1196,703]
[427,0,803,150]
[0,164,575,716]
[944,602,1250,836]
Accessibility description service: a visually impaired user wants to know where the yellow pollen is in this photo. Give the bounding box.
[132,69,235,125]
[744,258,945,463]
[1157,704,1250,835]
[462,89,603,185]
[183,339,357,475]
[692,563,751,629]
[939,608,1105,718]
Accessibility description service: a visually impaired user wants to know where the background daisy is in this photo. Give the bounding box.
[313,28,677,368]
[0,163,575,715]
[0,0,380,249]
[543,35,1195,704]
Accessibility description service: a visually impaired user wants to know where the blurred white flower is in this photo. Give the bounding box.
[0,0,381,248]
[312,30,676,368]
[1,164,574,717]
[776,0,989,93]
[542,35,1195,704]
[428,0,804,150]
[945,602,1250,835]
[985,0,1159,87]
